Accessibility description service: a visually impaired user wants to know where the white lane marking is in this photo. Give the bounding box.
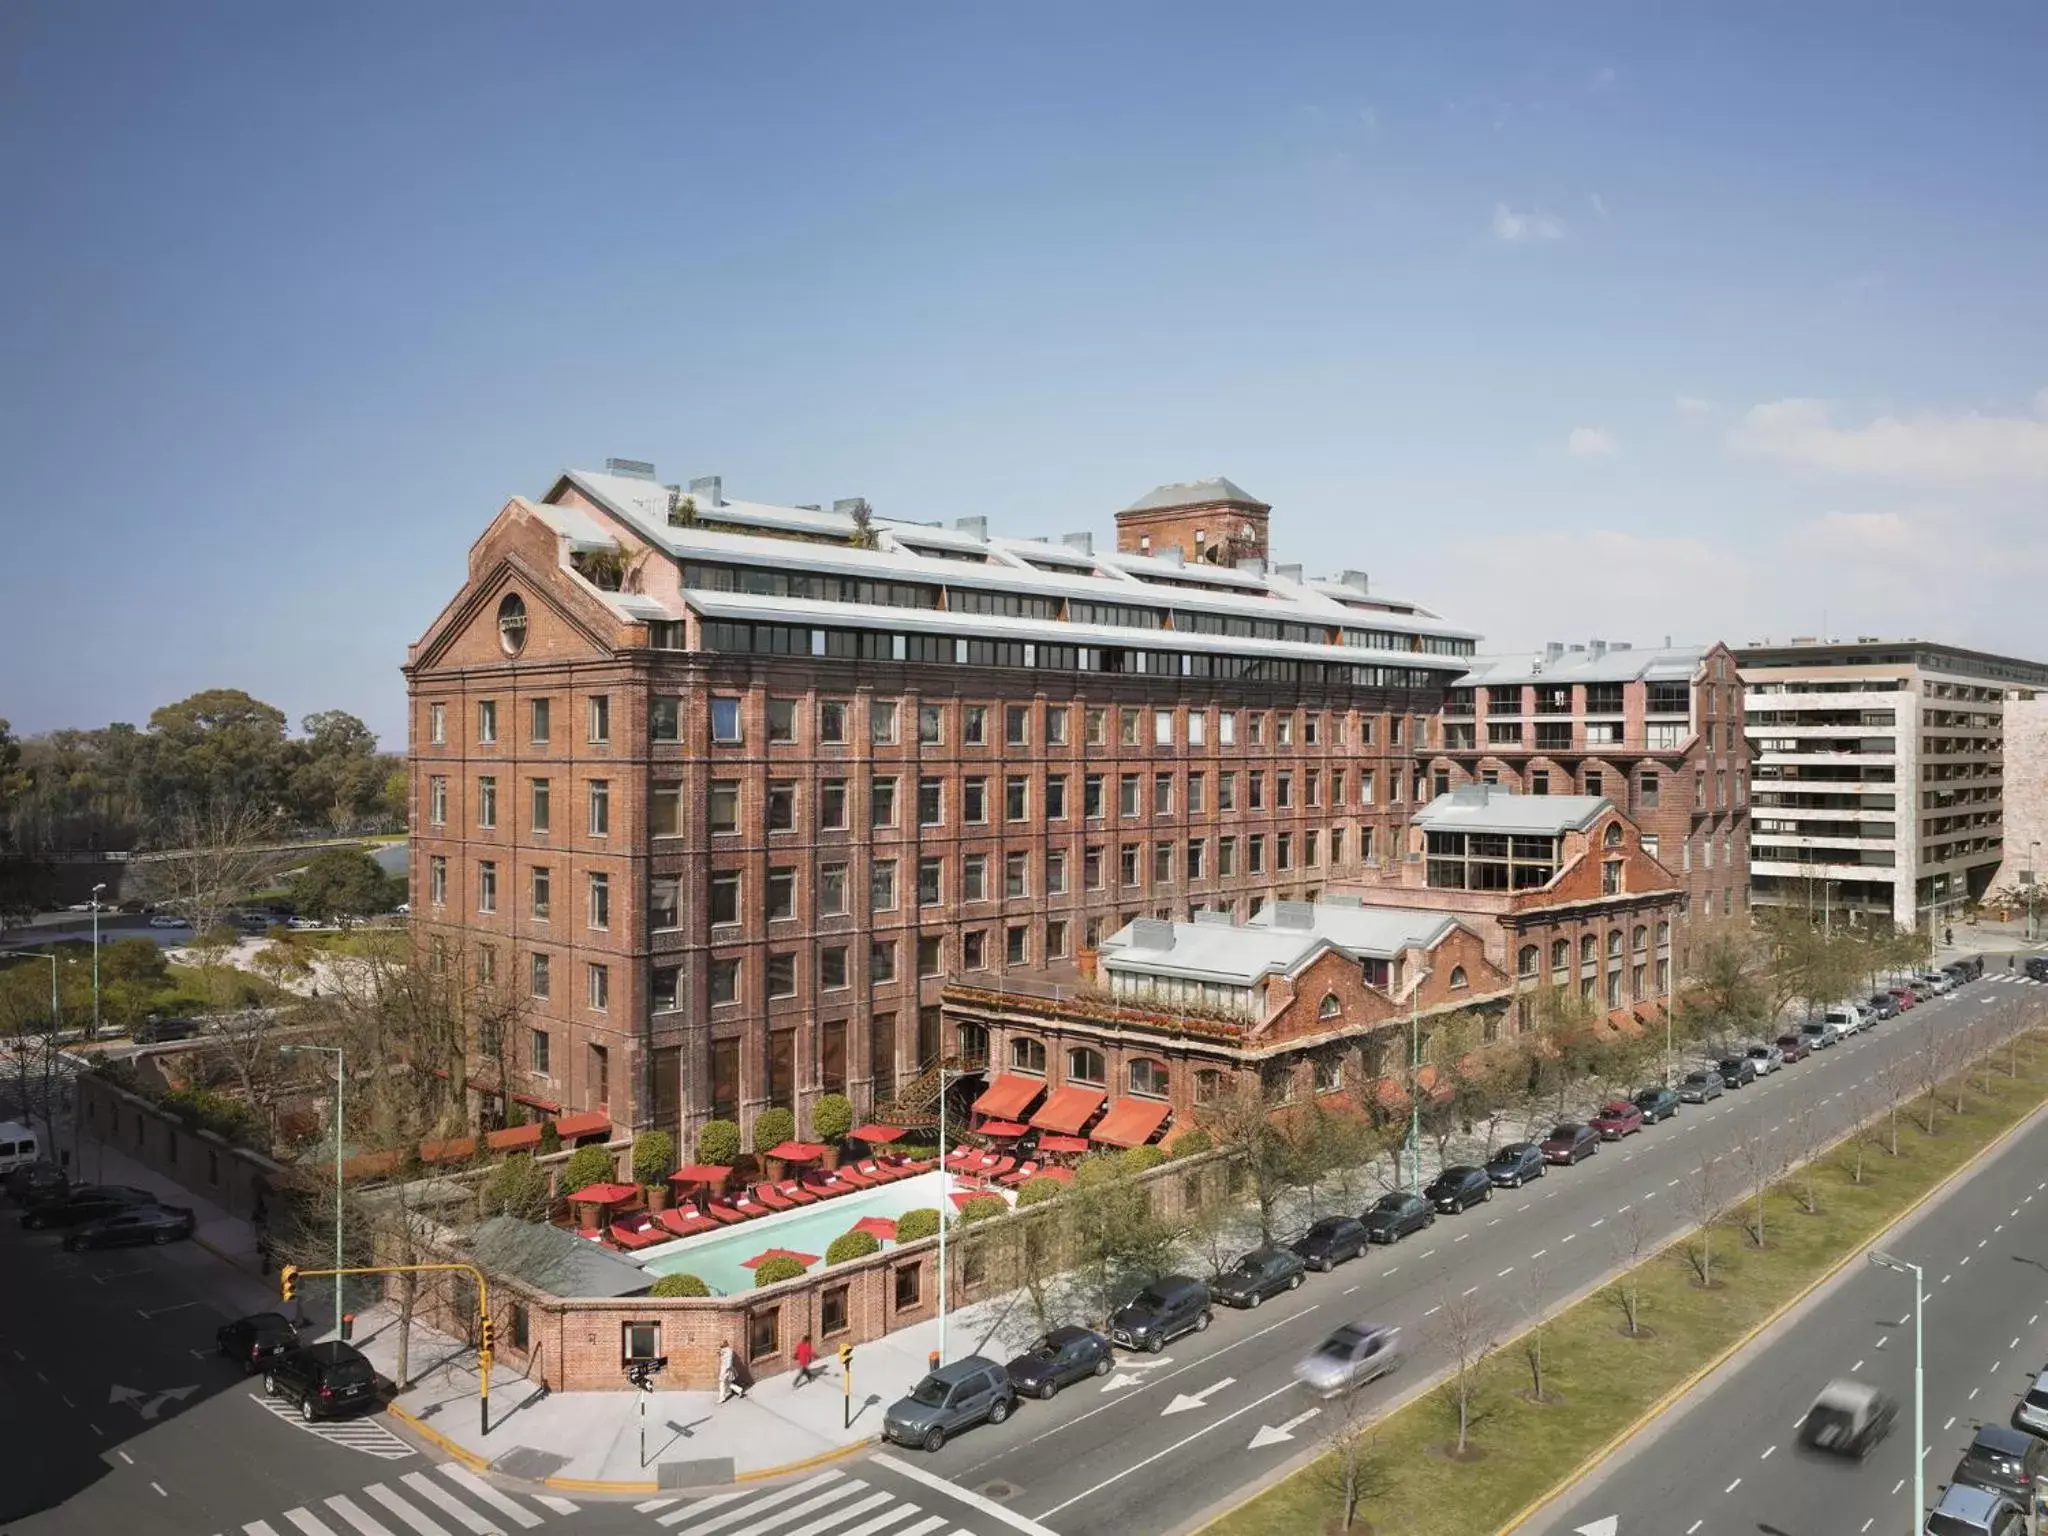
[151,1482,168,1497]
[1563,1233,1577,1243]
[1343,1285,1359,1295]
[1384,1267,1399,1277]
[880,1451,1068,1535]
[399,1474,503,1533]
[722,1477,868,1536]
[658,1473,847,1534]
[782,1492,906,1536]
[1994,1361,2005,1374]
[637,1500,679,1513]
[323,1496,396,1536]
[654,1490,754,1525]
[1946,1415,1958,1431]
[1668,1179,1681,1187]
[118,1451,134,1465]
[1462,1286,1479,1297]
[1687,1523,1704,1535]
[1760,1444,1775,1460]
[361,1486,446,1536]
[1029,1383,1301,1521]
[1893,1480,1906,1495]
[1420,1249,1438,1259]
[1425,1305,1442,1317]
[434,1466,544,1529]
[1531,1249,1548,1260]
[283,1510,343,1536]
[1591,1218,1605,1229]
[1726,1476,1742,1493]
[1497,1268,1515,1279]
[248,1522,290,1536]
[532,1497,579,1517]
[1455,1233,1470,1244]
[1971,1388,1980,1401]
[1852,1359,1865,1372]
[2014,1338,2023,1351]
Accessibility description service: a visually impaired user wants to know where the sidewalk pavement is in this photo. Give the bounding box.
[352,1286,1042,1491]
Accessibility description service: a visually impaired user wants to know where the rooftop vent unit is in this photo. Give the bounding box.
[1274,562,1304,583]
[1611,641,1632,651]
[1270,900,1317,931]
[1338,569,1370,593]
[1192,909,1239,927]
[1235,556,1267,578]
[1544,641,1565,662]
[796,503,822,511]
[1589,639,1607,659]
[833,497,870,517]
[1062,531,1095,555]
[689,475,723,508]
[605,457,657,480]
[1129,917,1177,951]
[953,516,989,543]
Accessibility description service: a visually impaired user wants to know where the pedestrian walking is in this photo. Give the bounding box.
[793,1335,816,1387]
[718,1342,747,1403]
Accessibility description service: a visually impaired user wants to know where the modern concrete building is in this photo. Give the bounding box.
[1737,640,2048,931]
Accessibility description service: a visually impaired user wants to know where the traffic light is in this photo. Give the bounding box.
[280,1264,297,1302]
[838,1343,852,1372]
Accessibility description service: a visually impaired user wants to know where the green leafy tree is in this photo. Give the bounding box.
[810,1093,855,1144]
[650,1272,710,1297]
[484,1154,551,1220]
[287,848,396,921]
[894,1207,941,1242]
[754,1254,809,1287]
[1120,1145,1166,1177]
[561,1143,617,1193]
[957,1194,1007,1224]
[632,1130,676,1187]
[825,1229,881,1264]
[696,1119,741,1166]
[1164,1127,1212,1158]
[1016,1176,1064,1207]
[751,1107,796,1153]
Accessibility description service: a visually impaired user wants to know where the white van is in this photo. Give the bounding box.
[1823,1004,1865,1037]
[0,1121,43,1176]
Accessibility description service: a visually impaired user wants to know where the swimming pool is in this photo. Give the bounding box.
[637,1171,954,1295]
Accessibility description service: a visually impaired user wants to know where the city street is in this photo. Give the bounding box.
[893,966,2040,1536]
[1531,1058,2048,1536]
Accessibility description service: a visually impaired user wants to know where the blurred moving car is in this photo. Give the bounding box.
[1004,1327,1112,1399]
[62,1203,195,1250]
[1293,1323,1403,1398]
[1798,1378,1897,1458]
[218,1312,302,1373]
[21,1185,157,1230]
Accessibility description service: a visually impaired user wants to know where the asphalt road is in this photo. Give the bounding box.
[892,964,2046,1536]
[1532,1059,2048,1536]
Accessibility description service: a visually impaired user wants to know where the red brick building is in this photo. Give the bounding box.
[404,464,1480,1158]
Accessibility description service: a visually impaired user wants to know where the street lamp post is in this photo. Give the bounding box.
[1406,967,1432,1194]
[933,1062,974,1368]
[19,951,60,1035]
[2029,842,2040,944]
[284,1044,346,1338]
[89,883,105,1042]
[1870,1250,1924,1532]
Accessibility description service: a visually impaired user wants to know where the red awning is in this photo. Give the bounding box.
[552,1110,611,1140]
[418,1136,478,1165]
[848,1124,905,1144]
[1090,1098,1171,1149]
[977,1119,1029,1138]
[567,1181,639,1207]
[668,1165,733,1186]
[1029,1085,1105,1136]
[742,1247,818,1269]
[509,1092,561,1114]
[485,1123,542,1153]
[1035,1134,1091,1154]
[972,1074,1045,1121]
[765,1141,829,1163]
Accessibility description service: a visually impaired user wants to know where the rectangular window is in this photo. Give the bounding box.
[1153,773,1174,815]
[820,779,846,831]
[894,1263,920,1311]
[477,944,498,989]
[918,703,944,745]
[623,1322,661,1364]
[1278,832,1293,871]
[1187,711,1206,747]
[766,953,797,998]
[590,1045,610,1109]
[1306,770,1320,807]
[529,951,550,999]
[707,779,740,834]
[1006,925,1028,964]
[1120,843,1141,886]
[529,1028,551,1077]
[1331,826,1346,866]
[1046,706,1069,747]
[711,697,742,743]
[964,777,987,823]
[964,705,987,745]
[709,957,740,1005]
[820,700,848,743]
[1120,773,1140,818]
[820,863,847,916]
[1186,839,1205,880]
[870,941,897,985]
[918,857,943,907]
[918,935,943,978]
[1276,713,1294,747]
[1304,713,1320,746]
[871,860,897,911]
[767,781,796,832]
[524,777,550,835]
[1249,772,1264,811]
[1085,708,1107,746]
[587,872,609,930]
[964,929,987,969]
[648,698,676,743]
[651,782,681,837]
[709,870,741,926]
[530,865,551,920]
[821,946,849,990]
[428,775,447,826]
[1153,841,1173,883]
[820,1020,847,1093]
[1530,769,1549,796]
[650,875,679,930]
[477,776,497,829]
[586,963,609,1011]
[1006,776,1029,821]
[1305,829,1320,866]
[1218,772,1236,812]
[1084,773,1104,818]
[871,700,899,745]
[1187,773,1205,813]
[1046,919,1069,958]
[429,702,446,745]
[588,694,610,744]
[651,965,680,1011]
[767,698,798,744]
[1219,836,1236,876]
[1046,775,1067,820]
[1276,773,1292,810]
[918,777,944,827]
[429,855,447,907]
[477,700,497,744]
[478,861,497,913]
[963,854,988,902]
[871,777,897,829]
[1006,704,1030,747]
[588,780,610,836]
[1083,846,1104,889]
[1154,709,1174,746]
[1046,849,1068,895]
[1120,709,1141,748]
[1005,851,1029,898]
[768,867,796,921]
[1250,835,1266,874]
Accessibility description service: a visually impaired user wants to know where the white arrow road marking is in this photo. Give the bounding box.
[1162,1377,1237,1416]
[1101,1355,1177,1390]
[1574,1518,1619,1536]
[1248,1407,1321,1450]
[109,1385,147,1408]
[1099,1373,1149,1394]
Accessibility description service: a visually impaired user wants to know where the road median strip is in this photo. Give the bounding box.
[1190,1025,2048,1536]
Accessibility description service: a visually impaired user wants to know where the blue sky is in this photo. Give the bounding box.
[5,2,2046,744]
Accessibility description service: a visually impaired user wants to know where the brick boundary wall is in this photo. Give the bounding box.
[73,1070,292,1220]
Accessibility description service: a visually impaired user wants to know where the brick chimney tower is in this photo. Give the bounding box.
[1114,478,1271,567]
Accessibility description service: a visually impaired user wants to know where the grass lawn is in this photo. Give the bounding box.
[1203,1034,2048,1536]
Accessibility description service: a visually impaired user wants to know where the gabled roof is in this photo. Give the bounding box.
[1456,645,1706,688]
[1122,478,1268,514]
[463,1215,652,1299]
[1097,902,1476,988]
[1412,785,1611,836]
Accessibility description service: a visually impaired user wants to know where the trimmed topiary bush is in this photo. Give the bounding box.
[632,1130,676,1187]
[811,1093,855,1144]
[536,1120,562,1155]
[649,1272,710,1298]
[957,1194,1007,1224]
[1016,1176,1064,1207]
[696,1119,742,1167]
[1073,1152,1125,1188]
[894,1207,941,1242]
[751,1107,797,1154]
[1120,1145,1167,1177]
[825,1229,882,1265]
[562,1143,617,1194]
[1163,1127,1212,1159]
[754,1254,809,1287]
[485,1153,551,1220]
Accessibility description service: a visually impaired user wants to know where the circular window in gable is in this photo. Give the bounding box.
[497,594,529,656]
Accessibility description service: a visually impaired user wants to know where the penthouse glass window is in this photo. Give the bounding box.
[964,638,1029,668]
[683,562,940,609]
[1181,610,1320,643]
[950,587,1059,620]
[1069,600,1164,629]
[1424,831,1558,891]
[704,622,810,657]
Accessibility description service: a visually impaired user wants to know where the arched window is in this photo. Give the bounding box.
[1603,821,1624,848]
[1631,925,1648,954]
[1010,1036,1046,1074]
[1448,965,1469,990]
[1655,921,1670,946]
[1129,1058,1169,1098]
[956,1021,989,1065]
[1580,933,1597,967]
[1518,944,1540,977]
[1550,938,1570,971]
[1068,1046,1106,1085]
[1318,992,1342,1021]
[1194,1068,1225,1105]
[1607,929,1624,959]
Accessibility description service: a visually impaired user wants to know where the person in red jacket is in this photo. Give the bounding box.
[793,1334,816,1387]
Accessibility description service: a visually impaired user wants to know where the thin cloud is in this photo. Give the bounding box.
[1728,394,2048,483]
[1568,427,1620,459]
[1589,192,1609,220]
[1492,203,1564,243]
[1675,396,1716,418]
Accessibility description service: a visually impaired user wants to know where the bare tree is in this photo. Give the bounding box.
[1520,1252,1559,1401]
[1197,1082,1295,1243]
[1915,1020,1952,1134]
[1874,1055,1916,1159]
[1605,1199,1655,1337]
[132,798,281,935]
[1735,1127,1785,1248]
[1787,1098,1828,1214]
[1429,1288,1497,1458]
[1316,1390,1395,1530]
[1682,1154,1728,1288]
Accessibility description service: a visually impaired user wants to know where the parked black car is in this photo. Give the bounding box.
[2,1160,67,1205]
[1953,1423,2048,1510]
[1716,1055,1758,1090]
[63,1204,195,1250]
[1485,1143,1545,1188]
[1864,992,1901,1020]
[1213,1247,1308,1308]
[2026,957,2048,983]
[1108,1275,1212,1352]
[218,1312,302,1373]
[1632,1086,1682,1123]
[1361,1191,1435,1243]
[264,1341,379,1421]
[1291,1215,1370,1271]
[21,1185,158,1230]
[1423,1166,1493,1214]
[1004,1327,1113,1400]
[1946,956,1985,983]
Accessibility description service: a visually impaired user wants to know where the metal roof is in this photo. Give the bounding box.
[1412,784,1611,836]
[463,1215,652,1299]
[1456,646,1706,688]
[1122,477,1267,513]
[1097,902,1472,987]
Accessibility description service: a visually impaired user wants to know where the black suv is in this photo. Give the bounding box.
[1361,1192,1434,1243]
[1423,1166,1493,1214]
[1485,1143,1545,1188]
[1291,1215,1369,1271]
[1632,1086,1682,1123]
[1108,1275,1212,1352]
[21,1185,157,1230]
[218,1313,302,1373]
[1213,1247,1308,1309]
[265,1341,379,1421]
[1716,1055,1758,1090]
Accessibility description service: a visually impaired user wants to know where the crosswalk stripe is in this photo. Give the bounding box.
[532,1496,579,1516]
[244,1522,286,1536]
[434,1465,544,1530]
[779,1489,900,1536]
[657,1489,755,1526]
[362,1484,450,1536]
[398,1474,499,1535]
[663,1471,847,1535]
[638,1499,681,1513]
[875,1518,944,1536]
[283,1511,342,1536]
[323,1495,397,1536]
[722,1478,868,1536]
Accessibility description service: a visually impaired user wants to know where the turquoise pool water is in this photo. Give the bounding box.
[637,1171,953,1295]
